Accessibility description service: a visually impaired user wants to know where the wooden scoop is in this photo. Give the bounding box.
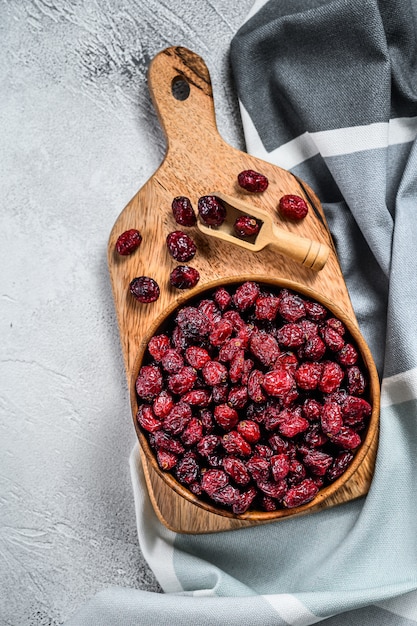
[197,192,330,271]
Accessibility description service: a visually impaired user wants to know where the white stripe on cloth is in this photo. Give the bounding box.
[239,103,417,169]
[261,594,324,626]
[129,444,183,593]
[380,367,417,408]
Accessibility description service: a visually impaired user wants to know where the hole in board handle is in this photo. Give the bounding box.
[171,76,190,101]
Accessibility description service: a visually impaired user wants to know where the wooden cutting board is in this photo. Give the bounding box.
[107,46,379,534]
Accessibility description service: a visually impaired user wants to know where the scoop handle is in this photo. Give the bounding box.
[270,224,330,271]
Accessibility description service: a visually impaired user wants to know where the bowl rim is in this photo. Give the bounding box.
[129,274,380,520]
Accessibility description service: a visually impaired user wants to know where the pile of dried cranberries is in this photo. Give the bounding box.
[135,281,372,514]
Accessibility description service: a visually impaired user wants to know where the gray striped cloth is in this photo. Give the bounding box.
[66,1,417,624]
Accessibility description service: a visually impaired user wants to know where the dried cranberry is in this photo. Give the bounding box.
[214,404,239,430]
[302,449,333,476]
[166,230,196,262]
[247,369,266,403]
[302,398,322,421]
[198,299,222,324]
[115,229,142,255]
[262,368,295,397]
[276,323,304,348]
[202,361,228,386]
[233,486,257,514]
[329,426,361,449]
[167,366,197,395]
[170,266,200,289]
[283,479,318,508]
[321,326,345,351]
[181,417,203,447]
[136,404,161,433]
[201,469,229,496]
[246,455,270,481]
[136,365,163,400]
[198,195,226,226]
[152,431,184,455]
[223,456,251,485]
[227,385,248,409]
[271,454,290,481]
[337,343,358,366]
[237,169,269,193]
[237,420,261,443]
[222,431,252,456]
[157,449,178,470]
[278,195,308,220]
[181,389,211,407]
[197,434,221,458]
[255,296,280,321]
[233,281,260,311]
[304,300,327,320]
[163,402,192,435]
[171,196,196,226]
[301,335,326,361]
[277,411,309,438]
[321,401,343,435]
[161,348,184,373]
[153,390,175,418]
[250,332,280,367]
[234,215,261,237]
[176,306,211,339]
[209,319,234,346]
[327,451,354,481]
[175,452,199,484]
[346,366,367,395]
[278,290,306,322]
[318,361,344,393]
[214,287,232,311]
[185,346,211,369]
[257,478,287,500]
[147,334,170,362]
[130,276,160,303]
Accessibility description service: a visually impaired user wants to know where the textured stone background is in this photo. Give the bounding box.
[0,1,253,623]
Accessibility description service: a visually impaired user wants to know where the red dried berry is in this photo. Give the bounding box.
[250,332,280,367]
[163,402,192,435]
[257,478,287,500]
[156,449,178,471]
[283,479,318,508]
[130,276,160,303]
[304,300,327,320]
[181,389,211,407]
[260,495,277,512]
[223,456,251,485]
[303,424,328,448]
[262,368,295,397]
[197,434,221,458]
[171,196,196,226]
[342,396,371,426]
[153,390,175,419]
[234,215,261,237]
[302,449,333,476]
[214,287,232,311]
[136,365,163,400]
[198,299,222,324]
[301,335,326,361]
[337,343,359,366]
[175,452,199,484]
[274,351,298,373]
[321,326,345,351]
[214,404,239,431]
[198,195,226,226]
[321,401,343,435]
[212,383,229,404]
[227,385,248,409]
[201,469,229,496]
[302,398,323,421]
[318,361,344,393]
[136,404,161,433]
[176,306,211,339]
[233,281,260,311]
[147,334,170,362]
[237,169,269,193]
[218,337,245,362]
[276,323,304,348]
[346,366,367,395]
[185,346,210,369]
[115,229,142,255]
[326,318,346,335]
[161,348,184,373]
[329,426,361,449]
[211,484,240,506]
[246,455,270,482]
[170,266,200,289]
[167,366,197,395]
[222,431,252,457]
[278,194,308,220]
[209,319,234,346]
[278,290,306,322]
[181,417,203,447]
[237,420,261,443]
[166,231,196,262]
[254,296,280,321]
[327,451,354,481]
[271,453,291,481]
[233,486,257,514]
[202,360,228,386]
[152,431,184,455]
[247,369,266,403]
[277,411,309,438]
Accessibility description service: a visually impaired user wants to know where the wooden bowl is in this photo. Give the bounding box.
[129,275,380,523]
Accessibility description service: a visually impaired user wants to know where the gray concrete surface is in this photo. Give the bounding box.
[0,1,253,623]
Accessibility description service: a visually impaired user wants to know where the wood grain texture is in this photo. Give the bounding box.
[107,46,380,534]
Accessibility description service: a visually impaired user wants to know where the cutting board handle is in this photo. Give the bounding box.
[147,46,222,154]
